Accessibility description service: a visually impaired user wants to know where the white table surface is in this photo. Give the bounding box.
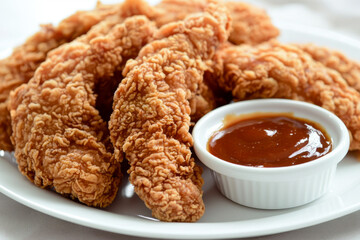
[1,0,360,239]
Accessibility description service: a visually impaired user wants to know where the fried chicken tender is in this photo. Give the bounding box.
[0,2,126,151]
[153,0,207,27]
[225,1,279,45]
[153,0,279,120]
[297,43,360,91]
[214,42,360,150]
[109,0,231,221]
[154,0,279,45]
[9,16,156,207]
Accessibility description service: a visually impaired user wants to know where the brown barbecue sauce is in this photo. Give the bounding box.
[207,113,332,167]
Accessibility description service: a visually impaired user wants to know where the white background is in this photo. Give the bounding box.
[1,0,360,239]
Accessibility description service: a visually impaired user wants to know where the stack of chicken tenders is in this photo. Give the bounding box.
[1,0,359,222]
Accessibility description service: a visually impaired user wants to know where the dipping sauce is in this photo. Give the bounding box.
[207,113,332,167]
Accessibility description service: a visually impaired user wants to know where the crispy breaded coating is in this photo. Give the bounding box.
[225,1,279,45]
[0,0,278,151]
[154,0,279,45]
[153,0,279,120]
[153,0,207,27]
[109,0,231,221]
[0,3,125,151]
[214,42,360,150]
[0,0,156,151]
[298,43,360,91]
[9,16,156,207]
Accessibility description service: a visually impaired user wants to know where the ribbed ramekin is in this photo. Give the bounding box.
[193,99,350,209]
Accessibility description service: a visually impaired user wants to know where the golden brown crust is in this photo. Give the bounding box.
[154,0,279,45]
[297,43,360,91]
[225,1,279,45]
[109,0,231,222]
[9,16,156,207]
[152,0,279,121]
[215,42,360,150]
[0,0,278,151]
[0,3,124,151]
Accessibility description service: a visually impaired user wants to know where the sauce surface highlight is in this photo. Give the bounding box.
[207,113,332,167]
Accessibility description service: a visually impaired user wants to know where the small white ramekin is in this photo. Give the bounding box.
[193,99,350,209]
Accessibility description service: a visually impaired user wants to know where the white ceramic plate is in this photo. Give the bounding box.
[1,24,360,239]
